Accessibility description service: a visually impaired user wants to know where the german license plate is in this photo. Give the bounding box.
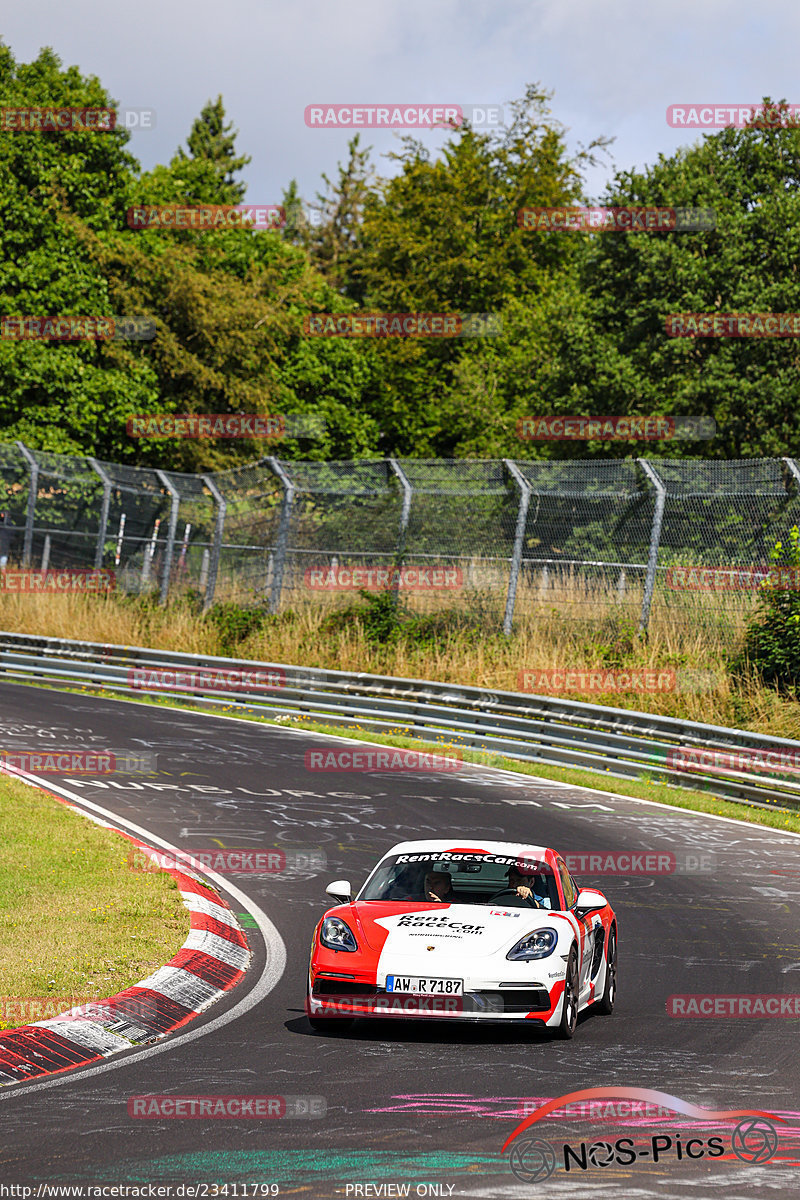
[385,975,463,995]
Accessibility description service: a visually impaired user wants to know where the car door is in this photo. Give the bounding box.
[556,857,594,998]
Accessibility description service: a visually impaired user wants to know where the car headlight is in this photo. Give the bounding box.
[320,917,358,952]
[506,928,558,961]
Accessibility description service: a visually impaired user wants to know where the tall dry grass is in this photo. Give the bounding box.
[0,579,797,739]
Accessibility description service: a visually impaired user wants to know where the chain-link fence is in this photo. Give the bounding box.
[0,441,798,635]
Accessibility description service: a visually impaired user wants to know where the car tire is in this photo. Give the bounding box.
[556,945,579,1039]
[595,925,617,1015]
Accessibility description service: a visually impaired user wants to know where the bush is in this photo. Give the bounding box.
[319,588,404,645]
[731,527,800,695]
[204,601,274,654]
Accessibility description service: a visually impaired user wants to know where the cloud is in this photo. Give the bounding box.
[3,0,799,204]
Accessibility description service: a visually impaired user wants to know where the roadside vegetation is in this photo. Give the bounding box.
[0,561,797,740]
[0,773,188,1029]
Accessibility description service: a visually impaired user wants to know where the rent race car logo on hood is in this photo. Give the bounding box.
[396,915,485,934]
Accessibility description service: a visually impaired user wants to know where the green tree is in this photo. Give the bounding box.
[346,85,609,455]
[308,135,373,291]
[539,99,800,459]
[0,43,160,456]
[733,527,800,694]
[173,95,251,204]
[0,45,381,467]
[281,178,310,246]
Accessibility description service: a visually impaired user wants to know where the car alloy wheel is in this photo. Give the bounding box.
[557,946,579,1039]
[596,926,617,1015]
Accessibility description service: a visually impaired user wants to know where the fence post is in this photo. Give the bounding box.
[202,475,226,611]
[638,459,667,636]
[388,458,412,601]
[266,457,294,614]
[503,460,532,635]
[156,470,180,605]
[783,457,800,489]
[15,442,38,568]
[88,457,112,570]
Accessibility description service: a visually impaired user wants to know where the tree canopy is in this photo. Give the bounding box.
[0,42,797,468]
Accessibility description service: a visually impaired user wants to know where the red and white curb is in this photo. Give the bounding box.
[0,783,251,1087]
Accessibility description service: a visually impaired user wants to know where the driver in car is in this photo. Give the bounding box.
[507,863,545,906]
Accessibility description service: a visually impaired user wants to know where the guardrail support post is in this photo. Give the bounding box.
[388,458,413,602]
[503,460,532,636]
[638,459,667,636]
[15,442,38,568]
[266,458,294,614]
[156,470,180,605]
[88,458,112,570]
[202,476,226,611]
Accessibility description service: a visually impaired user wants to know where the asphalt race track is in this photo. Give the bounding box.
[1,679,799,1199]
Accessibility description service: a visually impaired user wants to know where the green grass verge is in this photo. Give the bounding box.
[0,772,189,1029]
[14,677,800,837]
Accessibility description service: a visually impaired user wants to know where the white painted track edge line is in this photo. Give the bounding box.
[73,691,800,843]
[0,771,287,1100]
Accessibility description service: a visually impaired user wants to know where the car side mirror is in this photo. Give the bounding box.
[575,889,606,914]
[325,880,352,903]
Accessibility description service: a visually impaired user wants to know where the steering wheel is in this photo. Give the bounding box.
[488,887,541,909]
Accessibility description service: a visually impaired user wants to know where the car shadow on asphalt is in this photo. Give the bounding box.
[284,1012,590,1044]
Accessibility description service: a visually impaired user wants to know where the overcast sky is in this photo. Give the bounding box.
[3,0,799,204]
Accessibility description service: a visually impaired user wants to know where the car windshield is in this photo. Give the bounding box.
[356,850,560,909]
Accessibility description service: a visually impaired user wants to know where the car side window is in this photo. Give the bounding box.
[556,858,577,909]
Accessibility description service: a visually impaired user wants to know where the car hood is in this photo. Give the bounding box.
[348,901,564,958]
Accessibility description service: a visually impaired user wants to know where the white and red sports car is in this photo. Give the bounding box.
[306,839,617,1038]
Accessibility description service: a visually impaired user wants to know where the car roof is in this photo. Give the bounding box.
[379,839,553,860]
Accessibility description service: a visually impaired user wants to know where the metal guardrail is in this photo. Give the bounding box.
[0,629,798,812]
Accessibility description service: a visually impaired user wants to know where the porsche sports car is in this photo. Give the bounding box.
[306,839,617,1038]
